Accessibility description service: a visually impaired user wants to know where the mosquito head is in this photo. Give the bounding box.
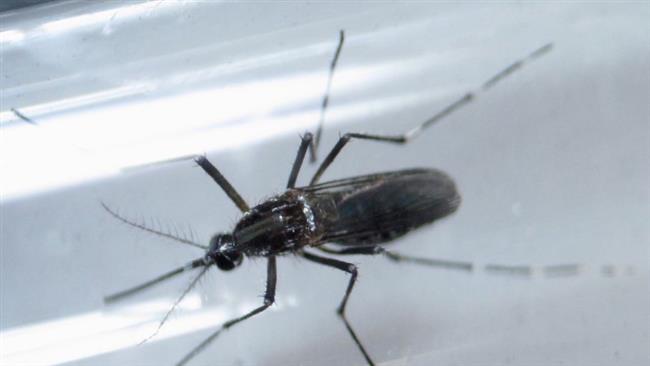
[206,233,243,271]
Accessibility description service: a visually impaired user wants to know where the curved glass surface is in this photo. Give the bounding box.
[1,2,648,366]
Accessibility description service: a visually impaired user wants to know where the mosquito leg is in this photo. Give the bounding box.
[11,108,38,125]
[138,265,211,345]
[286,133,313,189]
[311,132,407,185]
[311,30,345,163]
[319,245,583,279]
[309,43,553,185]
[194,156,250,213]
[104,258,206,304]
[317,245,473,272]
[176,256,277,366]
[302,251,374,366]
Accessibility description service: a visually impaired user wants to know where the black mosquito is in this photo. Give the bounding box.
[100,31,554,366]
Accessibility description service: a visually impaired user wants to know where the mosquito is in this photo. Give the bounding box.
[100,30,555,366]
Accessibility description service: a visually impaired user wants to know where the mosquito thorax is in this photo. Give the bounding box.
[206,233,243,271]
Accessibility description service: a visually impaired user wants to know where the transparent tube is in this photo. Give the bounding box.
[1,2,648,366]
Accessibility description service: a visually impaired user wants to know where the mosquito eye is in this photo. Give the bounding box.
[215,257,235,270]
[215,252,242,271]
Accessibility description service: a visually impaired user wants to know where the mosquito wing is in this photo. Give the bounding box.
[302,168,460,246]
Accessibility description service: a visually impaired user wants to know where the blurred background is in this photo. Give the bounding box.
[1,1,648,366]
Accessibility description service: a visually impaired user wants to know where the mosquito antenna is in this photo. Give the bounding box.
[139,265,210,345]
[404,43,553,140]
[100,202,208,250]
[311,29,345,162]
[104,258,206,303]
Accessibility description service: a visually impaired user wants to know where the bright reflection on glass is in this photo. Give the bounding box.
[0,292,300,365]
[0,84,154,127]
[0,29,25,44]
[39,1,183,35]
[0,295,224,365]
[2,50,450,201]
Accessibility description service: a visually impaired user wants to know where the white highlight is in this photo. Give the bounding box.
[0,29,25,44]
[2,51,445,201]
[0,295,249,366]
[39,1,181,34]
[0,84,154,126]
